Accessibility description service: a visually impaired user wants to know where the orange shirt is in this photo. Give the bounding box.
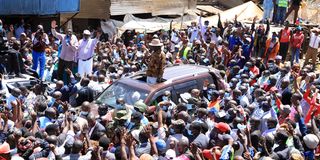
[280,28,291,43]
[208,99,221,110]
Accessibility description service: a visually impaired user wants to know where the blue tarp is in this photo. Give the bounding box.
[0,0,80,15]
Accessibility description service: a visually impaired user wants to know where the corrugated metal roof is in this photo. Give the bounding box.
[0,0,79,15]
[60,0,110,19]
[110,0,197,16]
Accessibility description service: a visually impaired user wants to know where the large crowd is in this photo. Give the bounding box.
[0,0,319,159]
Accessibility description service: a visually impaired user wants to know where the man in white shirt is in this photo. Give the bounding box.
[77,30,101,77]
[304,28,320,67]
[188,22,199,43]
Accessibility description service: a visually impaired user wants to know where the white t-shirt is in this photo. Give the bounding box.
[309,32,320,49]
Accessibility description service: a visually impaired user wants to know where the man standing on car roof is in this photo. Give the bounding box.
[146,38,166,84]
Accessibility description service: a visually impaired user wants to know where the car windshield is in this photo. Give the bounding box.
[95,82,149,107]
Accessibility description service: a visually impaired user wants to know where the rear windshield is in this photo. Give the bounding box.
[95,82,149,107]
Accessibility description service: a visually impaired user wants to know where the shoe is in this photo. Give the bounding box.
[16,73,25,78]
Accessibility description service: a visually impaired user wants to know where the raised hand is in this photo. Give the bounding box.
[96,30,102,38]
[51,20,58,29]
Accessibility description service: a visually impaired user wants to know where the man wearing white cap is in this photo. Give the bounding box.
[51,20,78,83]
[77,30,101,77]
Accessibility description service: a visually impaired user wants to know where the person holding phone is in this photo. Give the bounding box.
[51,20,78,83]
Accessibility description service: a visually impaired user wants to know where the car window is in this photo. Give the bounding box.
[96,82,149,107]
[197,76,214,88]
[173,80,198,95]
[149,87,173,105]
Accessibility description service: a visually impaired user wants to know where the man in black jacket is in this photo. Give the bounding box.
[76,78,94,106]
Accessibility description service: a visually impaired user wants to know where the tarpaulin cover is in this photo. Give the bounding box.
[100,19,124,39]
[0,0,79,15]
[107,2,263,37]
[117,14,198,35]
[110,0,197,16]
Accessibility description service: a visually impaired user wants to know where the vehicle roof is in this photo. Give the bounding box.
[116,64,211,91]
[162,65,210,80]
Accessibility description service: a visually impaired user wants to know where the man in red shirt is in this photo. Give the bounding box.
[278,22,291,62]
[290,26,304,65]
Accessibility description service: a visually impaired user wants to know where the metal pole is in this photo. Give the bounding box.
[59,12,79,29]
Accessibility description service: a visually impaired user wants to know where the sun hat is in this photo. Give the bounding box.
[149,39,163,47]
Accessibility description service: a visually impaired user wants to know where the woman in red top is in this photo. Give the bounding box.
[290,26,304,65]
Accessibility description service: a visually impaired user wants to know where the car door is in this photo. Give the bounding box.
[149,87,173,106]
[172,80,198,104]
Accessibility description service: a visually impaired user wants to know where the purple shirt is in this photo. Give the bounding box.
[51,29,78,62]
[77,38,99,60]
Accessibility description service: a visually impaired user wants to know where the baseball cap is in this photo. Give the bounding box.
[134,100,147,113]
[155,139,166,152]
[165,149,176,159]
[0,142,12,154]
[215,122,230,133]
[303,134,319,149]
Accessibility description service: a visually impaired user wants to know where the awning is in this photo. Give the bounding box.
[117,14,197,35]
[196,5,223,15]
[0,0,79,15]
[110,0,197,16]
[176,1,263,28]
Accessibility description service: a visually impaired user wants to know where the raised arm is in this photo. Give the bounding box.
[251,16,257,32]
[265,20,270,36]
[217,13,223,33]
[51,20,64,41]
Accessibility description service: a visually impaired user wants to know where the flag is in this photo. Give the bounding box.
[304,92,317,123]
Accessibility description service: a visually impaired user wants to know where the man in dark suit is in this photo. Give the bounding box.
[280,79,292,105]
[87,113,106,141]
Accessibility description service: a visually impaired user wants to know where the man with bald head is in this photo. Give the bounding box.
[76,78,94,106]
[79,101,90,118]
[52,80,71,102]
[61,139,92,160]
[87,113,106,140]
[39,107,56,130]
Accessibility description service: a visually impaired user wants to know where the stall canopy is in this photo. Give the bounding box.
[196,5,223,15]
[110,0,197,16]
[104,1,263,37]
[177,1,263,28]
[116,14,197,35]
[0,0,79,15]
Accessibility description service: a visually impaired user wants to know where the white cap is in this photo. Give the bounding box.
[165,149,176,159]
[276,55,282,60]
[83,30,91,35]
[303,134,319,149]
